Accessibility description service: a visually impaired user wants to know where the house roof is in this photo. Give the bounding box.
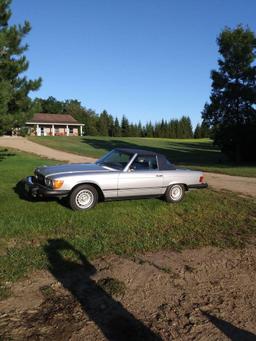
[27,113,83,125]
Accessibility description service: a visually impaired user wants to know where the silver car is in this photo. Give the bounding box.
[24,148,208,210]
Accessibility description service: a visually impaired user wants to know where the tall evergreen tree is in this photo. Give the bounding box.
[145,121,154,137]
[194,124,201,138]
[179,116,193,138]
[113,117,121,136]
[0,0,41,134]
[185,116,193,138]
[200,122,211,138]
[107,114,114,137]
[121,115,129,136]
[202,25,256,162]
[137,121,143,137]
[168,119,177,138]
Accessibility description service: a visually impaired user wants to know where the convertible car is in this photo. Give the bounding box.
[23,148,208,210]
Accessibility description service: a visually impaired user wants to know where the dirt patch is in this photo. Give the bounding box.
[1,245,256,340]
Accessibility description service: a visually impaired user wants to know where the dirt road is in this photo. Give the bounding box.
[205,172,256,197]
[0,136,95,163]
[1,136,255,197]
[1,245,256,340]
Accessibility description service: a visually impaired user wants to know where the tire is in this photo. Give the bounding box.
[164,184,185,203]
[69,184,98,211]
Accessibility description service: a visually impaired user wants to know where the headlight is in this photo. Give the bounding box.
[45,178,53,187]
[52,179,64,189]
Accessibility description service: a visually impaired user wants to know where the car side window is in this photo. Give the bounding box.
[130,155,158,171]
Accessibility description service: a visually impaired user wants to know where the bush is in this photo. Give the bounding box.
[18,127,29,137]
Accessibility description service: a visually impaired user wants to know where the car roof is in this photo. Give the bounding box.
[114,148,176,170]
[115,148,158,156]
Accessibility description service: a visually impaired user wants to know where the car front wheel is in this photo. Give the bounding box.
[164,184,185,203]
[69,184,98,211]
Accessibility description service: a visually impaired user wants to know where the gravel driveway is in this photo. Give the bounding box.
[1,136,255,197]
[0,136,95,163]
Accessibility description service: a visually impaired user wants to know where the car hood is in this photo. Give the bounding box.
[35,163,111,177]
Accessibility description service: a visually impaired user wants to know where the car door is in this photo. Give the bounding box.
[117,154,164,197]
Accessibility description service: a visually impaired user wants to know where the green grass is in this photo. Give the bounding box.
[28,136,256,177]
[0,148,255,299]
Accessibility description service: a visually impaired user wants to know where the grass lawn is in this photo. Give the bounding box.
[0,148,256,299]
[28,136,256,177]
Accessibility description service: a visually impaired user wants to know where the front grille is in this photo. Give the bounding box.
[37,174,45,185]
[35,171,45,186]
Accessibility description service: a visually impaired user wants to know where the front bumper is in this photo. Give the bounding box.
[23,176,69,198]
[188,183,208,189]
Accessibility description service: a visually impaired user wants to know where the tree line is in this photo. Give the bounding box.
[34,96,199,138]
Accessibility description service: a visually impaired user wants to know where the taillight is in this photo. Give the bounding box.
[199,176,204,183]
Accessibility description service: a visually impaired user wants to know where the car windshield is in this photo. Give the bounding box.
[96,150,133,170]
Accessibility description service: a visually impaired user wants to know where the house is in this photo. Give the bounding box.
[26,113,84,136]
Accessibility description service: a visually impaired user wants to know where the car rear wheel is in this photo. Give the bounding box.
[164,184,185,203]
[69,185,98,211]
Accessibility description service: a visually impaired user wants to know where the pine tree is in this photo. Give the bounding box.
[0,0,41,134]
[194,124,201,138]
[200,122,211,138]
[185,116,193,138]
[137,121,143,137]
[145,121,154,137]
[202,25,256,162]
[107,114,114,137]
[121,115,129,136]
[113,117,121,136]
[168,119,177,138]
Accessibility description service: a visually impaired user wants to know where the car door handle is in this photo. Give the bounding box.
[156,174,163,177]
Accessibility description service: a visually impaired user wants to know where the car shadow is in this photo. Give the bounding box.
[44,239,162,341]
[203,312,256,341]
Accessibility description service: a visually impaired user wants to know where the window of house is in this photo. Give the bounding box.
[130,155,158,171]
[40,127,44,135]
[55,127,59,133]
[69,127,73,134]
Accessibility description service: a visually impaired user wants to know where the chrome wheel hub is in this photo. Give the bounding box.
[76,189,94,209]
[170,185,182,200]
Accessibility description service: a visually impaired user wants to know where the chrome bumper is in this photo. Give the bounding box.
[23,176,69,198]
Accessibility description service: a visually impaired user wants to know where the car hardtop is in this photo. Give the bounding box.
[114,148,176,170]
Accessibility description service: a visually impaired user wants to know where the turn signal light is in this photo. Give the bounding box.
[199,176,204,183]
[52,179,64,189]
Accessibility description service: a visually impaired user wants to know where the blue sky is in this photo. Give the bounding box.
[11,0,256,127]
